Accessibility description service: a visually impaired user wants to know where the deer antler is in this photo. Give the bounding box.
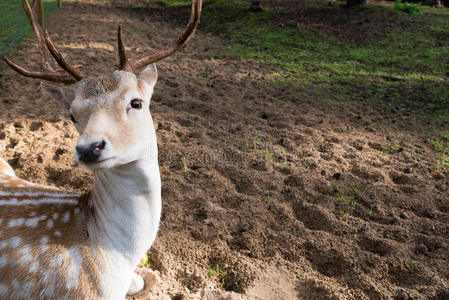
[118,0,202,73]
[2,0,84,84]
[3,0,202,83]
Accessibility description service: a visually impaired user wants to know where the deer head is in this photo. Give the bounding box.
[3,0,202,170]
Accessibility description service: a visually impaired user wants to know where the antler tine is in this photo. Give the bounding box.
[44,30,85,80]
[31,0,37,14]
[23,0,58,71]
[119,0,202,72]
[2,0,84,84]
[118,26,127,70]
[2,56,77,84]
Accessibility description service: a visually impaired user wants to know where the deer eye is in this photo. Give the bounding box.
[130,98,143,109]
[70,114,77,123]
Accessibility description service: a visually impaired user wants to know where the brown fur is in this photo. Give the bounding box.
[83,75,119,99]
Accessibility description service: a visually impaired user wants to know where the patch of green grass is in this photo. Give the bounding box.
[440,152,449,167]
[431,137,449,168]
[158,0,448,120]
[155,0,191,7]
[158,0,448,147]
[335,184,365,217]
[0,0,58,55]
[394,0,422,16]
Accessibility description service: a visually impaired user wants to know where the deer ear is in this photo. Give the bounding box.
[138,63,158,89]
[40,82,76,110]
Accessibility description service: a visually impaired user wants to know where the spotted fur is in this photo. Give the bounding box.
[0,173,100,299]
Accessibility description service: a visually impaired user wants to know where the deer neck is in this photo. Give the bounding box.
[87,146,161,275]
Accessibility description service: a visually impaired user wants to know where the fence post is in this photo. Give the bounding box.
[58,0,61,8]
[37,0,44,27]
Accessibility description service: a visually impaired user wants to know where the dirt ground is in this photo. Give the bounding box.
[0,0,448,299]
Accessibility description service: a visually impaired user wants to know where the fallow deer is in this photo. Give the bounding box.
[0,0,202,298]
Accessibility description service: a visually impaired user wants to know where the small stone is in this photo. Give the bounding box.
[395,290,409,300]
[403,167,412,174]
[400,211,409,219]
[286,20,298,28]
[414,244,428,255]
[305,240,315,249]
[321,170,326,176]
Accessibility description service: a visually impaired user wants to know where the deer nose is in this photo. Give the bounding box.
[75,141,106,163]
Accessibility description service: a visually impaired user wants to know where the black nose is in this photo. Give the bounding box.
[76,141,106,163]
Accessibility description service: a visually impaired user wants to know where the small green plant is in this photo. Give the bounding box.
[253,135,266,151]
[410,149,422,159]
[394,0,422,16]
[335,184,364,216]
[208,265,227,279]
[208,265,228,289]
[207,264,247,292]
[432,139,442,151]
[441,131,449,141]
[440,152,449,167]
[198,75,208,82]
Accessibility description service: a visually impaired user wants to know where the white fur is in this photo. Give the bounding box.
[0,190,78,198]
[10,237,21,248]
[0,257,7,268]
[0,284,7,295]
[66,246,82,289]
[0,198,78,206]
[90,156,161,299]
[0,158,15,177]
[127,272,145,295]
[25,217,39,227]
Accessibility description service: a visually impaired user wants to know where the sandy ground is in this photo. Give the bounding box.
[0,0,448,299]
